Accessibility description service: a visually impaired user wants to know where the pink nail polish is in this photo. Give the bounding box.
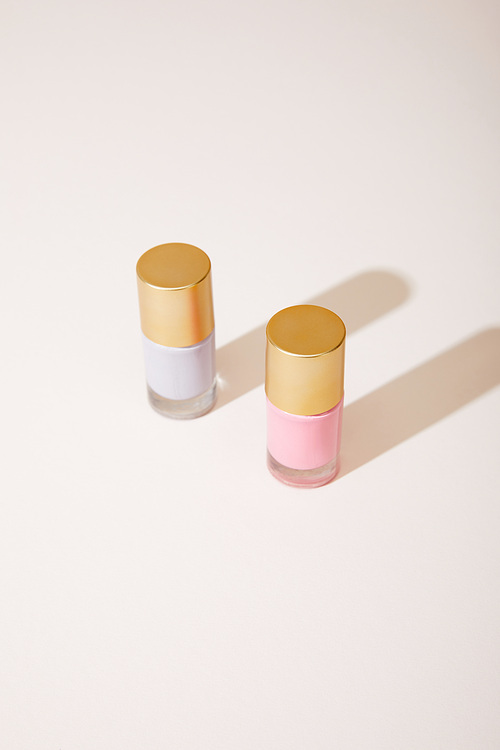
[265,305,346,488]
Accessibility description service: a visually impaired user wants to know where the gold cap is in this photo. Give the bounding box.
[265,305,346,416]
[136,243,215,347]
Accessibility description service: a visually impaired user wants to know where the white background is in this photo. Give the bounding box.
[2,1,500,748]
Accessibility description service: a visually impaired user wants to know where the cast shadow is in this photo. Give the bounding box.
[215,269,410,409]
[338,328,500,479]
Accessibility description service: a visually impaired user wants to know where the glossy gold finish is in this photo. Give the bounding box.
[266,305,345,415]
[137,243,215,347]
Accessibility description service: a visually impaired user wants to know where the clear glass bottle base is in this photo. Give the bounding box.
[147,379,217,419]
[267,450,339,488]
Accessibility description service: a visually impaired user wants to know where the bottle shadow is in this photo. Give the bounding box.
[215,269,411,409]
[338,328,500,479]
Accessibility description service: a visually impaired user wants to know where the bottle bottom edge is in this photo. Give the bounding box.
[147,379,217,419]
[267,450,339,488]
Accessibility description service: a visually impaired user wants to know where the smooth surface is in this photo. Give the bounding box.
[137,243,215,346]
[142,330,216,401]
[267,396,343,470]
[137,243,211,290]
[266,305,346,414]
[267,305,345,356]
[2,2,500,749]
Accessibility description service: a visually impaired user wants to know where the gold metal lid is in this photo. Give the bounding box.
[136,243,215,347]
[266,305,346,415]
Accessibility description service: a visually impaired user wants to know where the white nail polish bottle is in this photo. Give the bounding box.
[136,243,216,418]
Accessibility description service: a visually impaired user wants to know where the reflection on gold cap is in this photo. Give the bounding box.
[137,243,215,347]
[266,305,345,415]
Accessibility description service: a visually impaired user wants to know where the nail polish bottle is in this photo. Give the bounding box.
[265,305,346,487]
[136,243,216,418]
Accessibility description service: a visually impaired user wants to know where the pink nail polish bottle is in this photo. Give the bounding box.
[266,305,346,488]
